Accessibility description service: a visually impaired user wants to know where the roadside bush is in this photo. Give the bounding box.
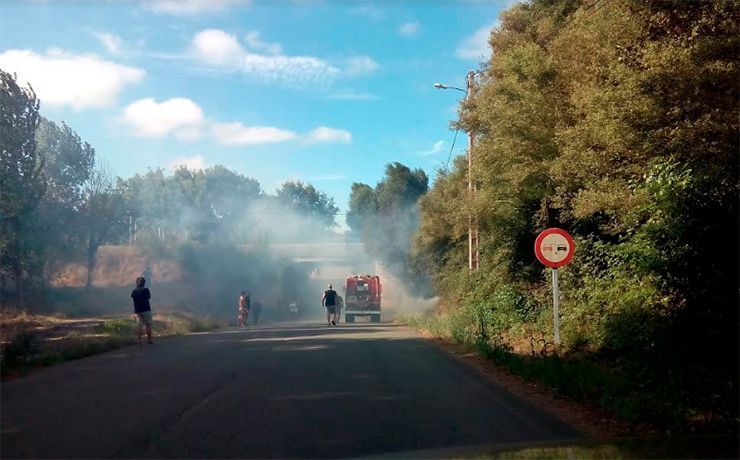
[96,318,137,335]
[493,285,539,323]
[2,331,41,365]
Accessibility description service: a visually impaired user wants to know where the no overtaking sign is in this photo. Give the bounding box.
[535,228,575,268]
[534,228,575,346]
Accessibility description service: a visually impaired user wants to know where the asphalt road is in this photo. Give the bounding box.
[1,321,581,458]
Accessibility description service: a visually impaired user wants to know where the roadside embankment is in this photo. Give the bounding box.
[401,311,737,436]
[0,309,225,378]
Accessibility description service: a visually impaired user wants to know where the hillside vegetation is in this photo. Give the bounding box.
[413,0,738,432]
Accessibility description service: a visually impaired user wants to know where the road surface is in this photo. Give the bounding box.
[1,322,580,458]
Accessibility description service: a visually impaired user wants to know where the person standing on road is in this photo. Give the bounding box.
[335,294,343,324]
[238,291,250,327]
[321,284,338,326]
[131,277,153,345]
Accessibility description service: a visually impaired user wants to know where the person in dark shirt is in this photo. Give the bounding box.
[131,277,153,345]
[321,284,338,326]
[335,294,343,324]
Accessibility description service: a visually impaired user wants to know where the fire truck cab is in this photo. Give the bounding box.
[343,275,381,323]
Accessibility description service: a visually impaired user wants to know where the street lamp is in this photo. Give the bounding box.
[433,83,467,93]
[435,71,479,272]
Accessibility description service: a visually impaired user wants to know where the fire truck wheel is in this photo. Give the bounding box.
[371,314,381,323]
[345,314,355,323]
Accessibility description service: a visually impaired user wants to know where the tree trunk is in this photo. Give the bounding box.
[14,261,23,308]
[13,219,24,308]
[86,232,95,290]
[0,273,6,308]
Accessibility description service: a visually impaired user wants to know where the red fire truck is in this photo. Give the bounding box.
[343,275,382,323]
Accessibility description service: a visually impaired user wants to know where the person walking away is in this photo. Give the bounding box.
[335,294,343,324]
[131,277,153,345]
[238,291,250,327]
[321,284,338,326]
[252,301,262,325]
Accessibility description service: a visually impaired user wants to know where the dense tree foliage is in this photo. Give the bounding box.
[349,162,428,279]
[81,166,127,288]
[276,180,338,229]
[0,70,42,307]
[415,0,738,429]
[122,166,263,245]
[346,183,376,235]
[35,118,97,284]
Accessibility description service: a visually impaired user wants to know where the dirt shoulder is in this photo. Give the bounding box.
[2,315,106,342]
[418,331,650,439]
[1,310,223,379]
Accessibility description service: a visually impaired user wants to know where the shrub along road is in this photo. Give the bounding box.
[1,322,579,458]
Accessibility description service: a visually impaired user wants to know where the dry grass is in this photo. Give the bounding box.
[49,245,184,287]
[1,309,225,377]
[1,309,105,344]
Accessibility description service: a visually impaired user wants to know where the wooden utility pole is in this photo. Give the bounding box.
[466,70,479,272]
[433,71,479,272]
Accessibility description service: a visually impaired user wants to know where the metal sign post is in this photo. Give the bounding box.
[552,268,560,345]
[534,228,575,347]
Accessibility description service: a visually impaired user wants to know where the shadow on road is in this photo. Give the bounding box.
[1,321,581,459]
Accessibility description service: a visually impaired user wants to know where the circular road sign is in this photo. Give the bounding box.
[534,228,575,268]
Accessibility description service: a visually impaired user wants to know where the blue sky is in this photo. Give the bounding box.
[0,0,508,219]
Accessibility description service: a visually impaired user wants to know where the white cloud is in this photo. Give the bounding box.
[419,140,445,156]
[456,23,495,61]
[0,49,144,109]
[119,98,204,140]
[244,31,282,55]
[92,32,124,55]
[146,0,249,15]
[306,126,352,144]
[117,95,350,147]
[191,29,245,69]
[243,53,339,85]
[169,154,207,171]
[399,21,420,37]
[211,122,297,145]
[344,56,379,76]
[191,29,339,86]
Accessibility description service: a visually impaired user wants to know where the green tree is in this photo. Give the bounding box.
[348,162,429,276]
[276,180,338,229]
[201,165,262,242]
[122,166,267,246]
[0,69,43,307]
[36,118,95,206]
[80,165,126,288]
[347,183,376,236]
[416,0,739,428]
[34,118,96,282]
[415,158,468,280]
[122,168,172,245]
[375,162,429,213]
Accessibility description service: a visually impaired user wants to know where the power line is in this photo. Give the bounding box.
[445,129,460,171]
